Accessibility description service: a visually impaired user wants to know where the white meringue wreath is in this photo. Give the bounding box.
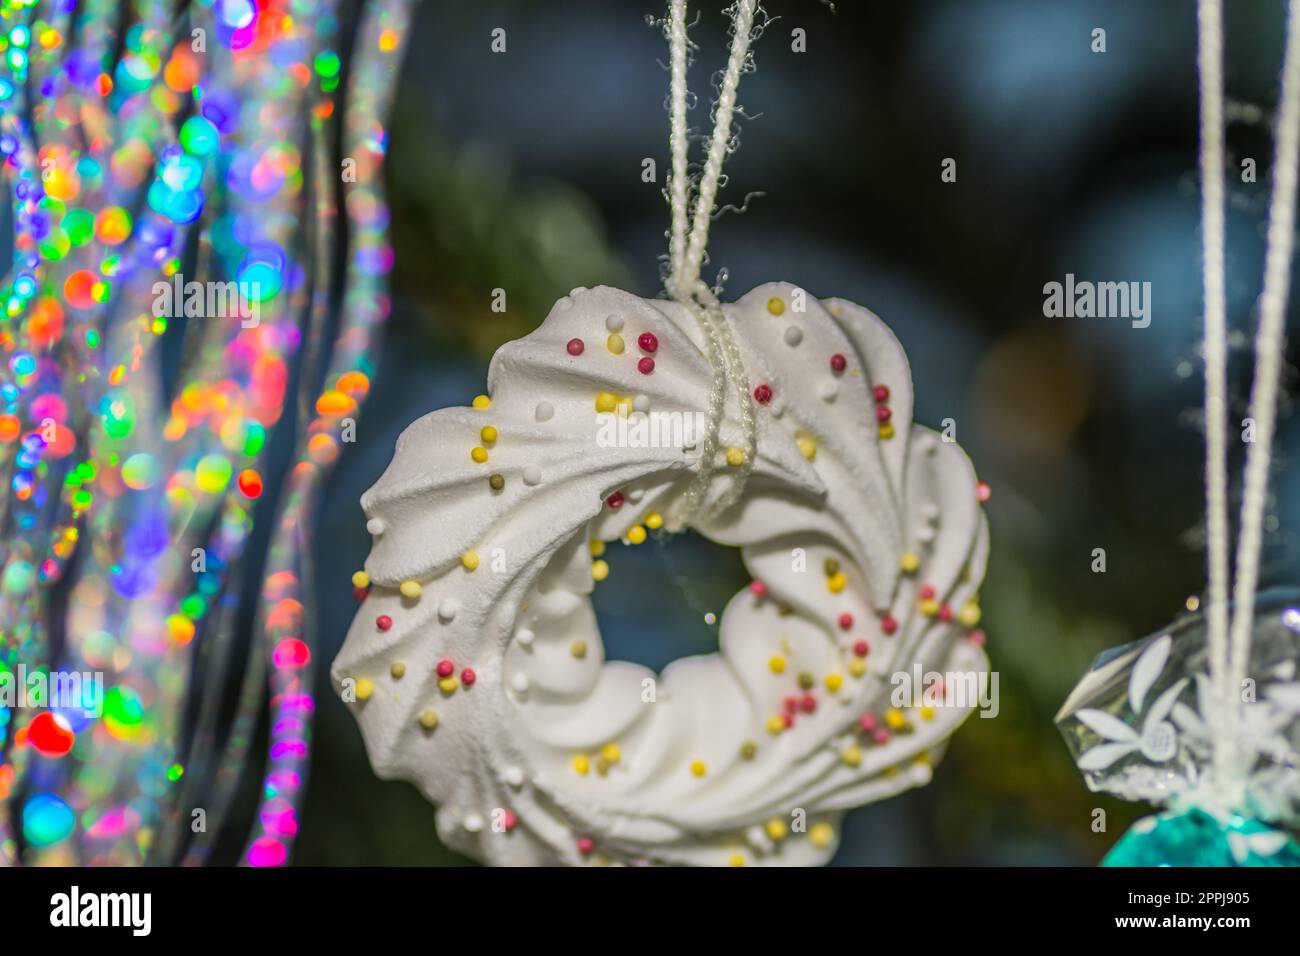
[331,281,990,865]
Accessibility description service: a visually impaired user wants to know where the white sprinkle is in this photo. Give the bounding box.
[784,326,803,347]
[438,599,459,622]
[633,394,650,413]
[605,313,624,331]
[523,465,542,486]
[916,525,936,544]
[503,766,525,788]
[745,826,773,854]
[535,401,554,422]
[516,627,535,648]
[463,814,484,833]
[511,673,530,694]
[818,381,838,402]
[366,517,386,536]
[627,488,645,503]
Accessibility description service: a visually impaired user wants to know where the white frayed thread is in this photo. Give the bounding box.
[1225,0,1300,756]
[663,1,761,532]
[1196,0,1234,786]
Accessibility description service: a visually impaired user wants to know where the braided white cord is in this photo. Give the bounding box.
[1197,0,1234,785]
[667,0,691,294]
[1226,0,1300,745]
[680,0,758,292]
[662,1,761,530]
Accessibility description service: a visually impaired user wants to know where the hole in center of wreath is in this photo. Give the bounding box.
[593,530,750,673]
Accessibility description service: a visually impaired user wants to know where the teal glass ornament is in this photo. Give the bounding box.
[1058,590,1300,866]
[1104,806,1300,867]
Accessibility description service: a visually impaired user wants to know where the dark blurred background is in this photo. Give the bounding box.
[231,0,1300,865]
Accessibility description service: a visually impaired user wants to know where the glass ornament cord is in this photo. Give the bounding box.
[1200,0,1300,805]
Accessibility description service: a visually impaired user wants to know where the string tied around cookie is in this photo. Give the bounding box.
[663,0,762,532]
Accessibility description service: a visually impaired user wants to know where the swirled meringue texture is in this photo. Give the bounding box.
[332,282,990,866]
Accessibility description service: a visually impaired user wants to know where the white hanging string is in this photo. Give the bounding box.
[1225,0,1300,751]
[663,1,761,531]
[1196,0,1233,784]
[667,0,691,293]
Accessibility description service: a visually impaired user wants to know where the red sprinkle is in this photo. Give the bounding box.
[830,353,847,373]
[782,713,795,728]
[503,810,519,831]
[872,729,891,745]
[376,615,392,631]
[919,585,935,600]
[638,332,658,353]
[606,491,625,509]
[881,615,898,635]
[800,694,817,714]
[976,480,992,503]
[461,668,477,687]
[436,659,454,678]
[750,580,767,598]
[576,837,595,855]
[938,604,952,623]
[876,405,892,423]
[853,640,870,657]
[638,357,655,374]
[784,696,800,715]
[753,383,773,405]
[858,713,878,732]
[352,586,368,602]
[873,385,890,403]
[968,629,987,647]
[566,338,585,356]
[837,612,854,631]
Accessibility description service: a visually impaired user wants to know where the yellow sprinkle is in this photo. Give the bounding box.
[825,672,844,693]
[354,678,373,701]
[595,758,611,776]
[595,391,619,413]
[471,446,489,463]
[879,422,895,441]
[885,708,907,730]
[570,640,588,659]
[796,433,817,461]
[827,572,847,594]
[841,746,862,767]
[589,539,606,557]
[809,822,835,848]
[768,655,786,674]
[601,743,621,764]
[645,512,663,530]
[765,819,788,841]
[399,579,422,600]
[390,661,406,679]
[472,394,492,410]
[591,559,609,582]
[919,706,936,721]
[573,755,590,776]
[958,601,982,627]
[607,333,625,355]
[740,741,758,759]
[914,751,933,768]
[462,550,480,571]
[418,709,439,729]
[766,296,785,316]
[766,715,786,734]
[899,552,920,574]
[480,425,498,444]
[725,446,745,467]
[849,659,867,678]
[351,570,370,589]
[690,760,707,777]
[439,676,458,694]
[729,853,747,867]
[920,598,939,617]
[626,525,647,545]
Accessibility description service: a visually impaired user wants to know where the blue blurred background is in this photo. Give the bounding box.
[221,0,1300,865]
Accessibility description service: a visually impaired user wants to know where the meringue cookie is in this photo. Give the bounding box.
[332,282,990,866]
